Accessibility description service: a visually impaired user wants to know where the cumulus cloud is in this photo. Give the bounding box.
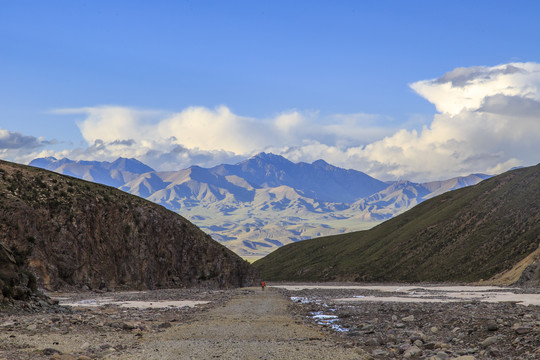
[0,128,50,149]
[411,63,540,116]
[249,62,540,181]
[360,62,540,180]
[47,104,394,171]
[0,128,55,164]
[5,62,540,182]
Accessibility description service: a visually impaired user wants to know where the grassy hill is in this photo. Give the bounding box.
[254,164,540,283]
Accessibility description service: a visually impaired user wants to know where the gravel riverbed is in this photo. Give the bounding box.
[0,287,365,360]
[0,288,237,360]
[2,284,539,359]
[277,283,540,359]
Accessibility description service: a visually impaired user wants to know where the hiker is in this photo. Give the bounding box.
[261,280,266,291]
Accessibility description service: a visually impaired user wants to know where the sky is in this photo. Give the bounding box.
[1,1,540,182]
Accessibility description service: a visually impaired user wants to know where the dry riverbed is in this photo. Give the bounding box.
[276,283,540,359]
[1,284,540,359]
[0,287,365,360]
[0,288,237,360]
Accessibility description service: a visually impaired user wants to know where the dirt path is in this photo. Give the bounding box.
[119,287,365,359]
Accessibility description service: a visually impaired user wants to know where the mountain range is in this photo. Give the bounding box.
[29,153,491,259]
[253,163,540,284]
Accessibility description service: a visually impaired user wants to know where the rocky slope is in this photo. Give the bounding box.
[0,160,258,292]
[30,154,490,258]
[254,163,540,283]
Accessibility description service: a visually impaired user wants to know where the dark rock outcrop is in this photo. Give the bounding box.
[0,160,258,291]
[0,239,56,310]
[514,262,540,287]
[0,240,36,301]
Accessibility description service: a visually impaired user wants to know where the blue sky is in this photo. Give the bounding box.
[1,1,540,181]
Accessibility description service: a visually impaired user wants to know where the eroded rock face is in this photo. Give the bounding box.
[0,240,41,303]
[0,160,258,291]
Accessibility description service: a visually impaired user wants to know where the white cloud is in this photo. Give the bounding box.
[275,111,305,132]
[0,128,55,164]
[46,104,395,172]
[156,106,276,154]
[359,62,540,180]
[54,106,166,144]
[0,128,50,149]
[5,62,540,182]
[269,62,540,180]
[410,63,540,115]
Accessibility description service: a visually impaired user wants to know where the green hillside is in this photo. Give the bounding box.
[254,164,540,283]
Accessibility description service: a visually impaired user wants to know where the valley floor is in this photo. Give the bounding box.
[2,284,540,359]
[0,287,364,360]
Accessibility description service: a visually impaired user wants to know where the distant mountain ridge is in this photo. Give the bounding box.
[29,153,491,258]
[211,153,389,203]
[29,157,154,188]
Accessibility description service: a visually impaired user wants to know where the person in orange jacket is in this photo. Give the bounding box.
[261,280,266,291]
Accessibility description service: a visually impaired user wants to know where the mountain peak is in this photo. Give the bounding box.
[109,157,155,173]
[312,159,333,169]
[246,152,295,167]
[251,152,287,161]
[28,157,58,168]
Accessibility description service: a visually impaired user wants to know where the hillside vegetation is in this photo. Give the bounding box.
[0,160,258,293]
[254,164,540,283]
